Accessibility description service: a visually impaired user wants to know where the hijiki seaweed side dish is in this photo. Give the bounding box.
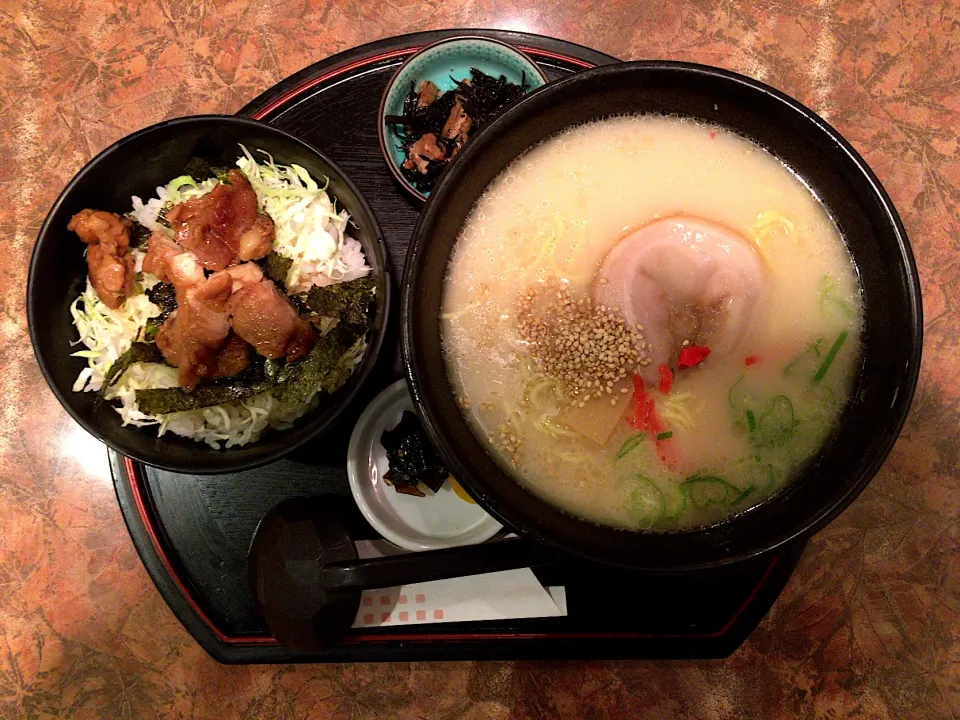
[68,146,376,449]
[380,411,450,497]
[385,68,528,193]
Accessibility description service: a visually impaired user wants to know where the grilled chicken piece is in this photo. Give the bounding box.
[142,233,186,282]
[155,272,233,389]
[210,331,251,378]
[167,170,270,271]
[223,261,264,292]
[67,210,136,309]
[142,233,180,281]
[237,214,275,261]
[228,279,316,361]
[84,246,136,311]
[68,209,131,253]
[142,232,207,306]
[165,253,206,299]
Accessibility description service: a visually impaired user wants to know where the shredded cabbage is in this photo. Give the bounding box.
[70,252,160,393]
[236,145,370,292]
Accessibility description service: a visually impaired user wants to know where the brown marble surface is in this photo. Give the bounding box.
[1,0,957,717]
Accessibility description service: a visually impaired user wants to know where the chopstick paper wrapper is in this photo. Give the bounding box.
[351,540,567,628]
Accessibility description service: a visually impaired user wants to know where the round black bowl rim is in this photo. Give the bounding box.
[376,34,551,203]
[28,114,392,475]
[401,60,923,572]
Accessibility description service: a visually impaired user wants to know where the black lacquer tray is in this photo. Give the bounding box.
[110,29,806,664]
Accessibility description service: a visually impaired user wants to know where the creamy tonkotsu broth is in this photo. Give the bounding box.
[441,116,862,531]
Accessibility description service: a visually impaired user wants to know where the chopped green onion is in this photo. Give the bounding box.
[728,373,762,412]
[728,373,745,407]
[143,319,161,343]
[629,475,666,527]
[819,274,853,319]
[678,475,740,509]
[166,175,198,194]
[745,409,756,433]
[744,460,777,492]
[813,329,849,383]
[783,337,825,378]
[751,395,796,448]
[656,431,673,441]
[661,485,687,518]
[732,485,757,505]
[615,432,646,460]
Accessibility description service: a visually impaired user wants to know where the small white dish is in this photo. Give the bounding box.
[347,379,502,551]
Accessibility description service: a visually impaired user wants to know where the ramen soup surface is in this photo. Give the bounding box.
[442,116,862,531]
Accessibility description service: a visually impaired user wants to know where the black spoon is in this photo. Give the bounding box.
[248,497,552,651]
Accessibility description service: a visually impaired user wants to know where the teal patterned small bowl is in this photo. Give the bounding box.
[378,36,548,201]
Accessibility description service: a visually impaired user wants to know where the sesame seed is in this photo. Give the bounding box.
[516,280,651,397]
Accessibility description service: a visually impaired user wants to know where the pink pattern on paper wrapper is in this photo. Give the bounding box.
[399,595,407,604]
[434,609,444,620]
[363,614,373,624]
[415,594,425,603]
[381,613,390,623]
[399,611,409,621]
[380,595,390,606]
[417,610,426,621]
[362,596,372,607]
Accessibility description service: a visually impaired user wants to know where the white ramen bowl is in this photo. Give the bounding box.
[347,379,502,551]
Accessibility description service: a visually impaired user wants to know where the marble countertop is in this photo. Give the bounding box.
[2,1,957,718]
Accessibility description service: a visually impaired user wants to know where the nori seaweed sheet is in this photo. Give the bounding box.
[101,342,166,391]
[272,323,363,405]
[300,276,376,329]
[135,353,273,416]
[181,157,231,183]
[136,380,273,416]
[134,320,364,416]
[130,220,153,249]
[156,202,173,229]
[259,252,293,290]
[380,411,449,496]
